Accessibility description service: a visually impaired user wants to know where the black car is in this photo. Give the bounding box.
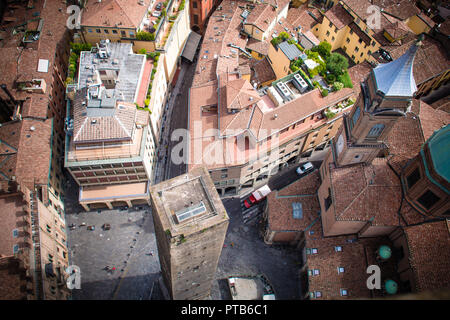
[155,2,162,10]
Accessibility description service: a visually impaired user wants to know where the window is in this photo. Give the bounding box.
[193,1,197,8]
[311,248,318,254]
[407,168,420,189]
[112,29,118,34]
[417,190,440,210]
[310,291,322,298]
[358,38,362,44]
[313,269,320,276]
[329,22,333,28]
[121,30,126,37]
[334,27,338,33]
[351,106,360,131]
[372,41,376,46]
[324,188,332,210]
[366,124,385,140]
[88,28,93,33]
[193,14,199,25]
[46,224,52,233]
[326,31,330,37]
[12,229,19,238]
[48,254,54,263]
[351,54,355,60]
[335,246,343,252]
[355,46,359,52]
[96,29,101,33]
[292,202,303,219]
[338,267,345,274]
[104,29,109,34]
[331,36,335,41]
[346,38,350,43]
[221,174,228,179]
[340,289,348,296]
[129,31,135,37]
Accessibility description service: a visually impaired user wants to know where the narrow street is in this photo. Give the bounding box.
[154,59,197,184]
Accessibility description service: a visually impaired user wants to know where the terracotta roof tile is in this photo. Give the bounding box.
[287,6,322,32]
[250,58,276,87]
[81,0,150,29]
[326,3,354,29]
[372,0,420,21]
[404,220,450,292]
[246,39,270,56]
[266,171,321,232]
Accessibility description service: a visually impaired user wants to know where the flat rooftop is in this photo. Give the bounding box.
[78,42,145,103]
[79,182,149,203]
[150,167,229,236]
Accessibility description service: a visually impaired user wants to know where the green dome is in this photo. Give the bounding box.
[378,245,392,259]
[384,279,398,295]
[427,125,450,183]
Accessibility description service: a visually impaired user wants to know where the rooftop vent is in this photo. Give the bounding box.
[91,119,97,124]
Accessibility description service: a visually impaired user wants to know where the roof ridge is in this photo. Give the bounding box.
[114,113,132,137]
[74,117,88,142]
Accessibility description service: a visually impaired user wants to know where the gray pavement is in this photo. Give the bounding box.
[210,198,302,300]
[66,203,162,300]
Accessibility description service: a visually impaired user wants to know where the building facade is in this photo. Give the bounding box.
[150,166,229,300]
[0,0,74,300]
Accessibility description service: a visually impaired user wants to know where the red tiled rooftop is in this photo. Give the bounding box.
[81,0,150,29]
[404,220,450,292]
[325,3,354,30]
[266,171,321,232]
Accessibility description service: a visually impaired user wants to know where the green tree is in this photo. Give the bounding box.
[136,31,155,41]
[333,81,344,91]
[326,53,348,76]
[312,41,331,59]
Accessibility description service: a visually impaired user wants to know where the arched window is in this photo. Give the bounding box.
[366,123,385,140]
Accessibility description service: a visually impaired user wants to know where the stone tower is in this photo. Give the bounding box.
[333,42,420,167]
[149,167,229,300]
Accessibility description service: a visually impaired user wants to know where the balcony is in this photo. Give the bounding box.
[17,79,46,94]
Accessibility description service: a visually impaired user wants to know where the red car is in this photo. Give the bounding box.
[243,185,271,209]
[244,194,257,209]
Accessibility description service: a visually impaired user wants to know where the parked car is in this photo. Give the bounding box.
[155,2,163,10]
[243,185,271,209]
[296,162,314,175]
[152,10,161,17]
